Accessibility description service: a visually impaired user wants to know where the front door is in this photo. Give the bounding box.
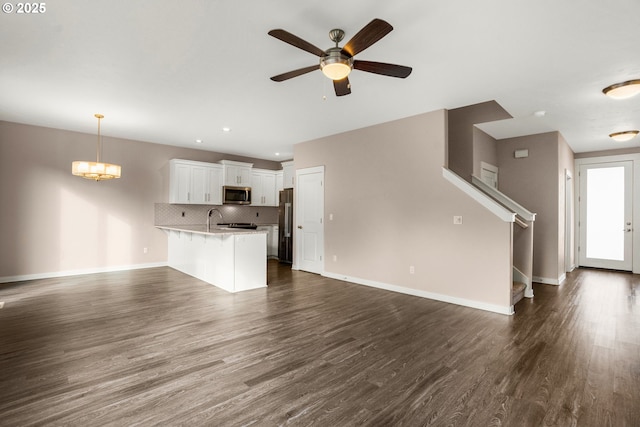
[578,161,633,271]
[295,166,324,274]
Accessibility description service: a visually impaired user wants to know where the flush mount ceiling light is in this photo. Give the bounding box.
[71,114,121,181]
[602,79,640,99]
[609,130,639,142]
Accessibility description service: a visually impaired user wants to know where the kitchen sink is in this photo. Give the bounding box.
[216,223,258,230]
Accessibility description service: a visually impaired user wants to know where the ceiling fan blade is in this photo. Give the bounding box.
[268,29,326,57]
[333,77,351,96]
[342,19,393,57]
[270,65,319,82]
[353,60,412,78]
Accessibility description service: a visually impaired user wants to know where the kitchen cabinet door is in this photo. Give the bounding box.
[251,170,277,206]
[170,161,192,204]
[221,160,253,187]
[205,165,223,205]
[190,165,208,204]
[170,159,223,205]
[282,161,295,189]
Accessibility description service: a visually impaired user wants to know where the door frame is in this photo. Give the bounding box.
[575,153,640,274]
[293,166,325,274]
[565,169,574,273]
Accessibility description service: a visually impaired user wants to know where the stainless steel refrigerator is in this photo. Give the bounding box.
[278,189,293,263]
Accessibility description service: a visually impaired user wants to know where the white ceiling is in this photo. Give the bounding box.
[2,0,640,160]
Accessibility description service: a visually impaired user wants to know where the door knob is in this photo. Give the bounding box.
[298,225,303,229]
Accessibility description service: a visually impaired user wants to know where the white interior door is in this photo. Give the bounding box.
[578,161,633,271]
[295,167,324,274]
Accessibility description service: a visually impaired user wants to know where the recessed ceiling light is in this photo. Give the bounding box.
[533,110,546,117]
[222,127,231,133]
[275,152,280,156]
[195,139,203,144]
[609,130,639,142]
[602,79,640,99]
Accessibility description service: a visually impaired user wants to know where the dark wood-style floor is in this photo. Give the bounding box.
[0,262,638,426]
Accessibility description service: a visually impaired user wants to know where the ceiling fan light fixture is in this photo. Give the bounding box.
[609,130,639,142]
[320,48,353,80]
[321,62,352,80]
[602,79,640,99]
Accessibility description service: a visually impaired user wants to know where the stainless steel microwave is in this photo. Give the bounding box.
[223,186,251,205]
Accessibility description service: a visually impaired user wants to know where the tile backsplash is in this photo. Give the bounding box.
[155,203,279,226]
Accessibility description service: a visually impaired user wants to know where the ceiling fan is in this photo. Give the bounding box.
[268,18,412,96]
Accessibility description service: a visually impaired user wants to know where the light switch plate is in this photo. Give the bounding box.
[453,216,463,225]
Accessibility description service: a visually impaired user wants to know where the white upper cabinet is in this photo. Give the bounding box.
[220,160,252,187]
[251,169,277,206]
[281,161,295,189]
[169,159,223,205]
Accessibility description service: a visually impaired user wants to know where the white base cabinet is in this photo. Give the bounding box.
[257,225,279,258]
[167,230,266,292]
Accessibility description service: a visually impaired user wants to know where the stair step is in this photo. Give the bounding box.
[512,281,526,305]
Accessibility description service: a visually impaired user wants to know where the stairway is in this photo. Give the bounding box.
[512,281,526,305]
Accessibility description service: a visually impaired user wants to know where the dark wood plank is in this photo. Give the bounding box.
[0,263,639,426]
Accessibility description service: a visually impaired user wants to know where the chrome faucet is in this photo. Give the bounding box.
[207,208,223,230]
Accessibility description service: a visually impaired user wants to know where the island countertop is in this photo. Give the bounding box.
[155,224,268,236]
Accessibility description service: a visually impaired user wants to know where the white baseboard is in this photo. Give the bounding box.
[322,271,514,316]
[0,262,168,284]
[532,275,565,286]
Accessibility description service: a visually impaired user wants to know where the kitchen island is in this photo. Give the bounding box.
[156,225,267,292]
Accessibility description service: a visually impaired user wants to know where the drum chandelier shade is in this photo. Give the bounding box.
[72,114,121,181]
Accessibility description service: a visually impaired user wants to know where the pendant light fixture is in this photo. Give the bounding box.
[602,79,640,99]
[609,130,639,142]
[71,114,121,181]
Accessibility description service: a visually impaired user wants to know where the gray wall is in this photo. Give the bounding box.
[473,127,499,176]
[496,131,574,283]
[294,110,512,309]
[447,101,511,181]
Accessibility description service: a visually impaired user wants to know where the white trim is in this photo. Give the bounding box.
[565,169,573,274]
[323,271,514,316]
[442,168,515,222]
[532,275,564,286]
[575,153,640,274]
[472,175,536,221]
[0,262,168,284]
[294,166,325,275]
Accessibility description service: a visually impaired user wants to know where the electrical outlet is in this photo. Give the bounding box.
[329,213,334,221]
[453,216,463,225]
[409,265,415,274]
[143,247,148,254]
[333,255,337,262]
